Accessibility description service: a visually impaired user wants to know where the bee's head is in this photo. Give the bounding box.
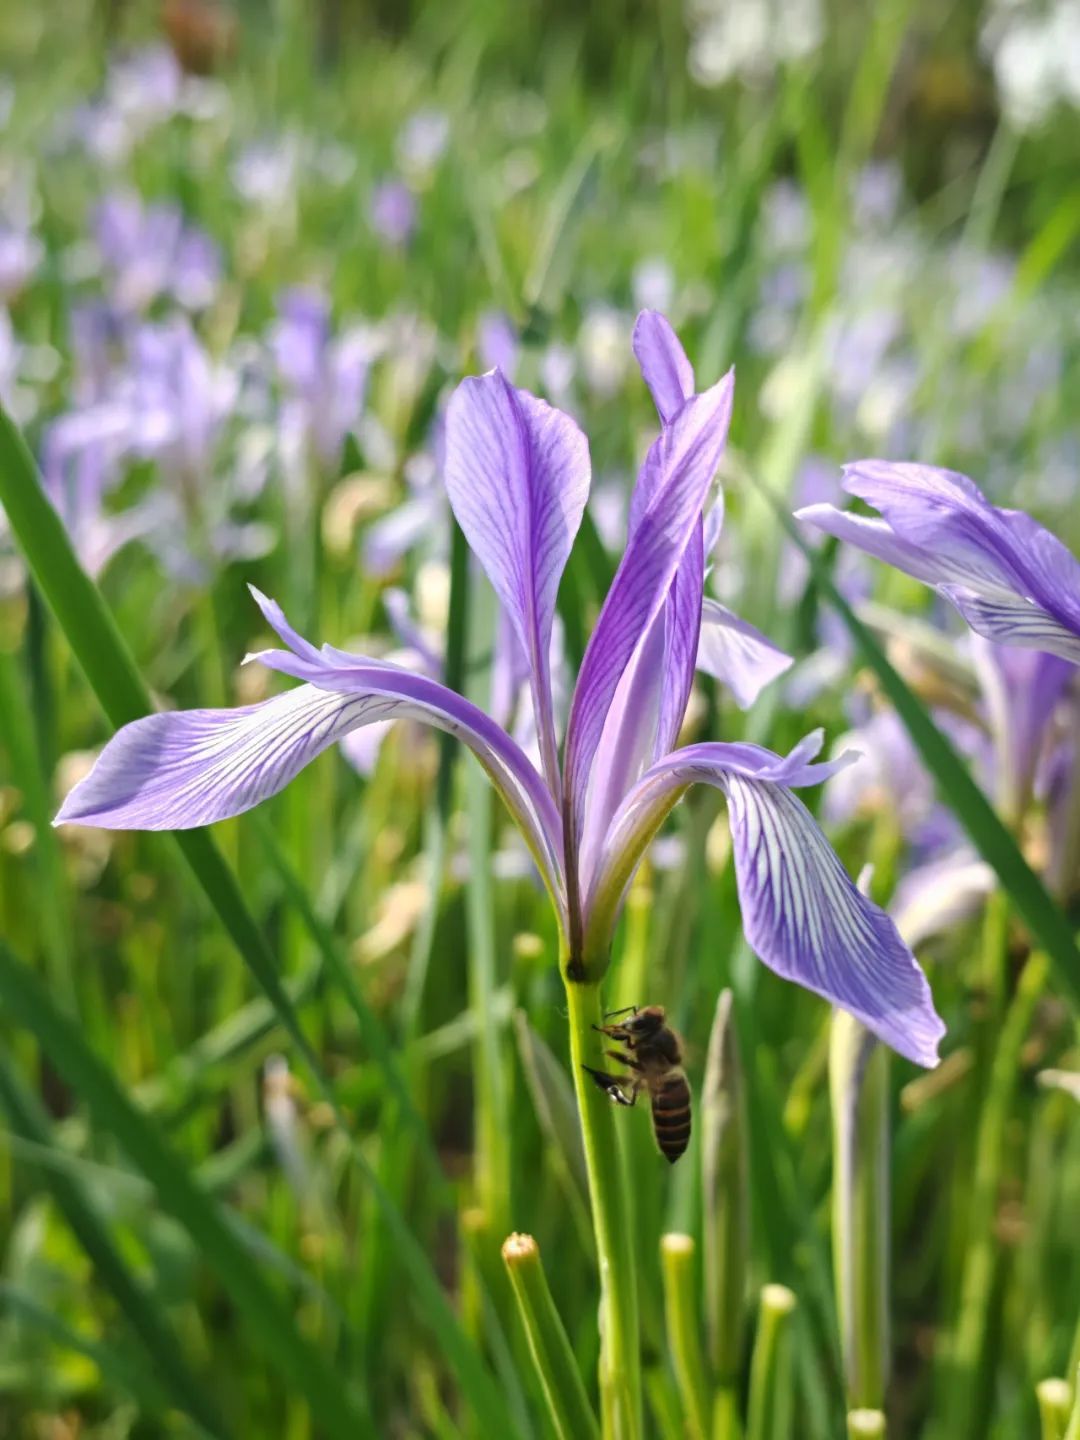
[624,1005,666,1036]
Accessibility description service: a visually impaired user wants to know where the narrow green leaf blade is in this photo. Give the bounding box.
[0,939,368,1439]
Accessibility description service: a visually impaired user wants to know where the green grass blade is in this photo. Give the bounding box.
[0,1051,226,1437]
[0,938,369,1438]
[0,1282,181,1422]
[767,494,1080,1008]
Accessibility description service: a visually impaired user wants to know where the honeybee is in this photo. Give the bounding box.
[583,1005,692,1164]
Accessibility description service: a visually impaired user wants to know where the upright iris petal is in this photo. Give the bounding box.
[444,369,590,799]
[798,461,1080,664]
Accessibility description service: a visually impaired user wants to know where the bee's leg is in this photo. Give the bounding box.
[592,1021,630,1040]
[605,1048,643,1072]
[581,1065,638,1107]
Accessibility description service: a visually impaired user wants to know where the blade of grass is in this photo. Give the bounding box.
[0,1282,179,1422]
[0,939,368,1439]
[760,485,1080,1008]
[0,1051,226,1437]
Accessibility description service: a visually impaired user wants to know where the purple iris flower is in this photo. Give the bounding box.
[268,288,372,475]
[55,313,944,1066]
[369,179,417,250]
[94,192,222,312]
[798,462,1080,666]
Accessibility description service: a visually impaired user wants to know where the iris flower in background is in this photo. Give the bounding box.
[798,461,1080,665]
[93,192,222,313]
[369,179,418,250]
[57,313,944,1066]
[268,287,373,478]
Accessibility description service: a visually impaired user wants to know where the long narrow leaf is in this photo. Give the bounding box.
[0,1052,225,1436]
[0,939,369,1437]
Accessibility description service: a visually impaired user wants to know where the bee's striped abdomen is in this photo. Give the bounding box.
[651,1071,691,1164]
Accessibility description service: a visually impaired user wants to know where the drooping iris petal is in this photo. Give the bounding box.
[797,461,1080,665]
[58,593,566,919]
[55,686,396,829]
[696,598,794,709]
[444,370,590,797]
[632,309,695,425]
[585,734,944,1067]
[564,369,735,858]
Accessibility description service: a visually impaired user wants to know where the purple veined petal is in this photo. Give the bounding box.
[575,605,668,900]
[632,309,694,425]
[697,598,794,709]
[940,586,1080,666]
[60,592,566,923]
[584,734,944,1067]
[563,369,735,866]
[795,505,944,586]
[444,371,590,799]
[55,685,399,830]
[245,590,564,904]
[799,460,1080,664]
[655,520,704,756]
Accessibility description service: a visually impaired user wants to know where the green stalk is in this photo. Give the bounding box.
[846,1411,886,1439]
[702,987,748,1431]
[746,1285,797,1440]
[564,975,642,1440]
[1037,1380,1073,1440]
[1067,1369,1080,1440]
[942,951,1051,1439]
[502,1232,600,1440]
[830,1013,889,1411]
[660,1233,710,1440]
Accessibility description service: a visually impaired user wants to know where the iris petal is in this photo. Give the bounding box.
[444,370,590,797]
[58,593,566,919]
[798,460,1080,664]
[585,735,944,1067]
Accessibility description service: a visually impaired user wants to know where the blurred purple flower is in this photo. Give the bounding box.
[0,225,43,302]
[476,310,519,378]
[369,179,417,249]
[58,312,944,1066]
[94,192,221,312]
[268,287,372,475]
[396,109,450,174]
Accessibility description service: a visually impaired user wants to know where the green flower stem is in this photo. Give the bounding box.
[830,1012,889,1411]
[1067,1376,1080,1440]
[564,974,642,1440]
[660,1234,710,1440]
[702,990,748,1398]
[502,1232,600,1440]
[1037,1379,1073,1440]
[943,950,1050,1440]
[712,1385,743,1440]
[746,1284,797,1440]
[846,1410,887,1438]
